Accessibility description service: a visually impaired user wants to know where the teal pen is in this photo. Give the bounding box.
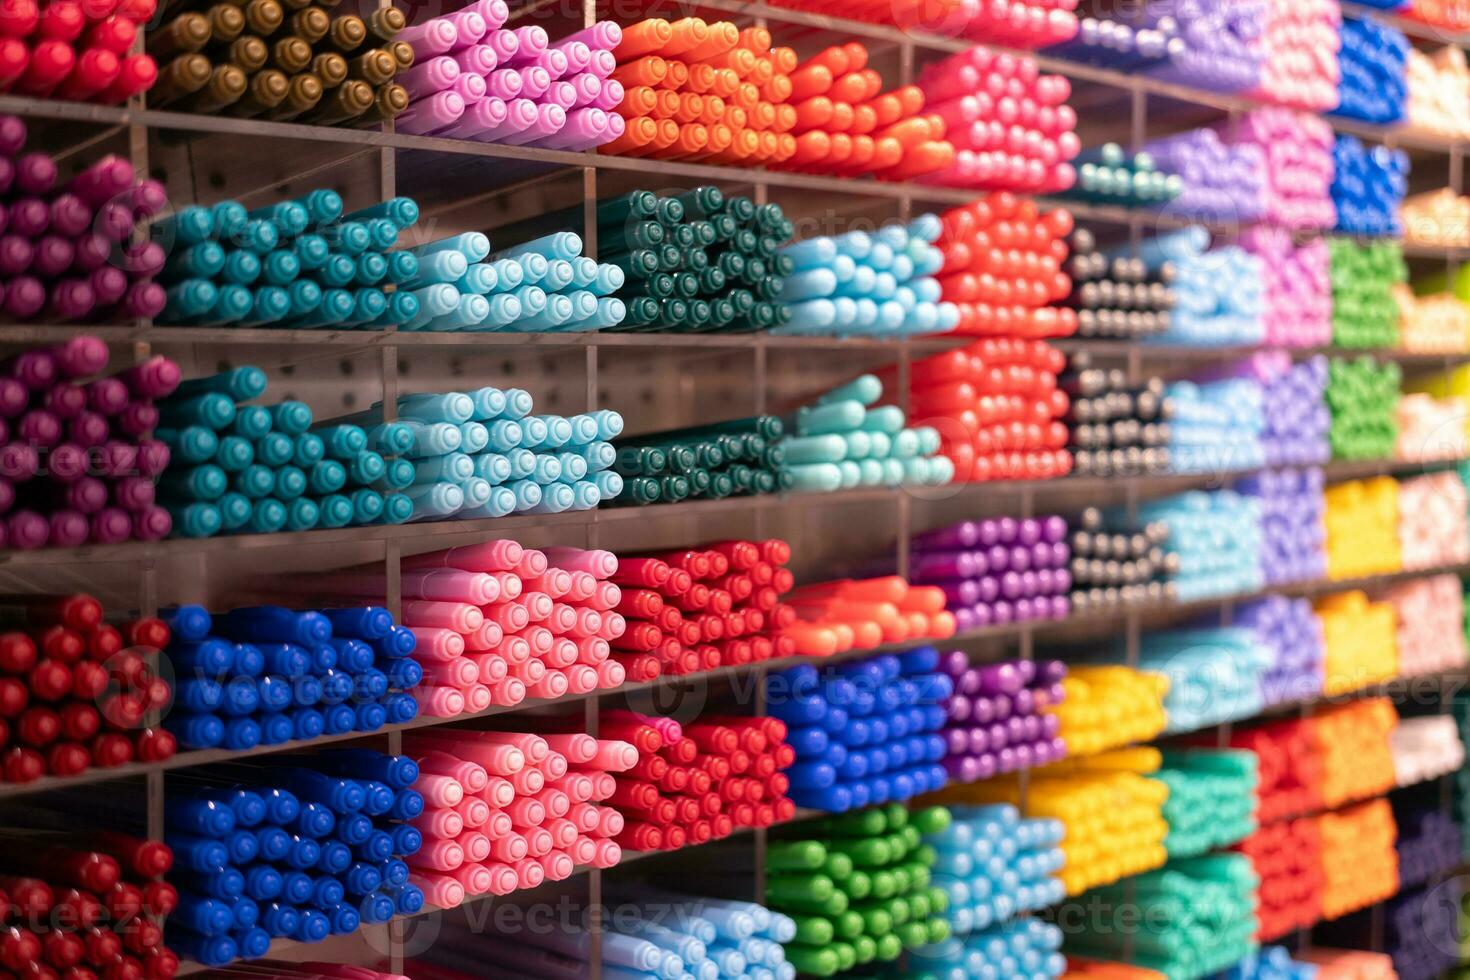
[164,279,218,320]
[308,460,347,495]
[170,501,222,538]
[249,497,287,533]
[465,386,507,421]
[405,251,468,288]
[505,447,535,480]
[175,366,268,402]
[321,221,371,256]
[496,231,582,261]
[342,289,388,327]
[539,259,575,292]
[881,457,905,485]
[343,197,417,229]
[213,435,254,472]
[270,401,313,435]
[315,494,354,528]
[161,392,235,431]
[413,452,472,483]
[516,293,572,329]
[386,251,419,284]
[458,422,488,454]
[365,218,399,251]
[166,242,226,280]
[468,293,520,330]
[161,463,228,501]
[403,284,458,330]
[232,463,275,498]
[286,280,323,318]
[347,451,385,486]
[297,189,343,227]
[232,406,272,440]
[470,452,511,484]
[354,252,388,286]
[212,201,247,239]
[350,488,384,524]
[836,459,862,488]
[458,485,516,519]
[243,286,290,325]
[857,457,884,486]
[568,256,598,289]
[375,292,419,328]
[487,259,525,291]
[510,284,547,319]
[291,433,325,468]
[786,462,842,492]
[505,478,541,512]
[313,425,367,459]
[405,482,463,518]
[867,431,892,458]
[457,263,497,295]
[528,415,571,449]
[530,454,561,484]
[400,420,462,457]
[273,465,307,500]
[459,476,491,509]
[380,493,413,524]
[158,426,219,464]
[284,288,353,327]
[366,422,414,455]
[411,232,489,262]
[220,250,262,285]
[254,432,293,468]
[593,470,622,500]
[485,420,522,452]
[398,392,473,424]
[217,491,252,531]
[317,254,357,288]
[156,205,213,245]
[555,452,588,483]
[424,293,490,331]
[293,234,330,271]
[249,201,309,238]
[526,481,573,513]
[890,428,920,457]
[286,497,319,531]
[235,219,279,255]
[373,457,416,490]
[516,253,550,287]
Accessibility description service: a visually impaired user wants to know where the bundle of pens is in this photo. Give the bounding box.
[609,414,789,506]
[0,0,157,100]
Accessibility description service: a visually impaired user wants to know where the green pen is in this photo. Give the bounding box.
[604,220,665,249]
[731,228,759,254]
[659,474,690,502]
[790,915,835,945]
[687,299,712,327]
[707,472,734,498]
[674,185,723,217]
[721,195,756,224]
[698,267,726,294]
[669,223,697,249]
[772,252,796,276]
[709,297,736,329]
[709,213,737,241]
[832,941,857,973]
[619,476,660,504]
[654,244,682,271]
[659,297,689,325]
[685,248,710,270]
[783,945,840,977]
[671,273,699,299]
[653,197,685,225]
[852,934,878,966]
[622,273,676,298]
[686,468,712,496]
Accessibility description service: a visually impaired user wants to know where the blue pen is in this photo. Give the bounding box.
[167,929,236,967]
[169,895,233,937]
[383,691,418,722]
[253,826,291,863]
[173,867,245,901]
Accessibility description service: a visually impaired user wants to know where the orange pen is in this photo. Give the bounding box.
[732,80,759,110]
[700,122,734,158]
[661,18,710,57]
[726,105,748,129]
[600,115,658,155]
[749,57,774,87]
[754,129,779,160]
[749,100,775,130]
[850,102,878,135]
[829,70,871,104]
[843,134,876,171]
[924,112,948,140]
[840,42,868,71]
[686,22,739,62]
[684,62,715,93]
[877,116,933,148]
[830,101,854,131]
[762,73,793,104]
[670,121,709,157]
[738,26,771,52]
[698,93,725,123]
[614,18,672,61]
[824,132,854,168]
[674,91,704,123]
[790,130,831,166]
[636,117,681,156]
[708,46,755,76]
[721,126,760,163]
[612,55,667,88]
[884,140,955,179]
[617,85,658,117]
[806,45,852,77]
[775,132,797,161]
[651,87,680,118]
[710,67,739,98]
[772,47,798,74]
[773,103,797,132]
[793,95,834,131]
[659,59,689,90]
[788,63,832,101]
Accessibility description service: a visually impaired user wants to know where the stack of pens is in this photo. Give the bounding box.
[1390,715,1465,786]
[769,649,950,812]
[1224,108,1337,229]
[150,0,408,124]
[397,12,622,147]
[609,539,796,681]
[780,373,952,493]
[1359,885,1462,980]
[1316,590,1398,695]
[1059,854,1261,979]
[0,831,177,977]
[1057,143,1182,207]
[936,655,1067,783]
[1062,362,1172,478]
[0,337,177,549]
[1241,227,1331,347]
[603,19,795,164]
[0,594,175,782]
[159,603,418,751]
[777,42,952,181]
[155,192,420,330]
[1044,4,1262,94]
[1143,130,1265,223]
[1401,188,1470,247]
[1228,353,1330,466]
[1065,227,1175,340]
[307,539,625,712]
[0,0,156,101]
[399,727,631,906]
[765,805,953,975]
[604,709,796,852]
[782,575,955,657]
[1318,699,1401,807]
[1132,489,1263,601]
[1324,475,1401,578]
[934,194,1076,339]
[1393,806,1461,888]
[1155,749,1259,857]
[1065,506,1177,612]
[787,0,1076,48]
[943,751,1168,895]
[1066,959,1169,980]
[0,125,168,321]
[1249,0,1342,111]
[1394,286,1469,352]
[163,750,426,965]
[1162,378,1265,475]
[906,515,1073,630]
[156,368,412,538]
[915,45,1078,192]
[1332,135,1409,237]
[900,338,1072,482]
[905,919,1066,979]
[1327,356,1401,460]
[1329,238,1405,348]
[1317,799,1400,920]
[392,229,625,334]
[1397,471,1469,568]
[1127,625,1271,731]
[774,217,959,337]
[1140,229,1265,346]
[329,388,620,520]
[1396,392,1469,462]
[1300,949,1398,979]
[1224,716,1324,821]
[1234,595,1325,704]
[609,413,787,506]
[1045,664,1168,755]
[1406,47,1470,140]
[1334,15,1409,124]
[1237,817,1324,941]
[1386,574,1468,676]
[924,803,1066,937]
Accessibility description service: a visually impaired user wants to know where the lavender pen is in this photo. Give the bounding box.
[396,91,465,135]
[498,104,565,146]
[399,56,459,99]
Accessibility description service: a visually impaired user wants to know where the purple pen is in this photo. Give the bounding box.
[133,505,171,541]
[558,21,621,53]
[498,104,565,146]
[90,266,129,309]
[72,234,111,272]
[136,438,169,476]
[483,28,519,64]
[117,402,158,439]
[471,98,537,141]
[590,78,624,112]
[0,443,38,480]
[89,506,131,544]
[69,155,134,207]
[534,48,568,79]
[49,193,91,238]
[556,40,592,74]
[33,236,75,278]
[120,355,181,400]
[395,91,466,135]
[517,65,551,99]
[7,510,48,549]
[49,279,96,322]
[18,409,60,447]
[452,44,497,75]
[484,68,523,100]
[468,0,508,29]
[49,510,88,548]
[398,55,460,99]
[7,200,45,238]
[66,476,108,513]
[0,116,24,155]
[438,96,509,140]
[121,281,166,319]
[131,179,167,219]
[15,153,56,195]
[48,444,87,482]
[113,475,155,511]
[452,72,487,105]
[124,241,166,277]
[69,411,110,448]
[400,17,458,57]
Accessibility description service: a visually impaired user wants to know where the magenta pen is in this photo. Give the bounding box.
[0,384,24,421]
[49,193,90,237]
[113,475,154,511]
[72,234,110,272]
[133,505,171,541]
[120,355,181,400]
[48,444,88,482]
[396,91,466,135]
[95,440,137,478]
[96,201,133,242]
[69,411,110,447]
[0,345,53,389]
[452,72,486,105]
[398,55,460,99]
[483,28,519,64]
[117,402,159,439]
[65,476,107,513]
[8,510,48,549]
[31,236,73,278]
[90,266,129,308]
[48,510,88,548]
[48,279,96,322]
[497,104,564,146]
[515,65,550,99]
[0,479,14,516]
[18,410,60,447]
[0,442,38,480]
[55,336,108,380]
[3,277,43,319]
[85,376,129,416]
[0,236,34,276]
[438,96,509,140]
[121,281,167,319]
[44,381,85,420]
[70,155,134,207]
[8,197,46,237]
[89,506,132,544]
[123,241,166,278]
[132,179,167,220]
[15,153,56,195]
[137,438,170,477]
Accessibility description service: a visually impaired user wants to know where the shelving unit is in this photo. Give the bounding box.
[4,0,1470,975]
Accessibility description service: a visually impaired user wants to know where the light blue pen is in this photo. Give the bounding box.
[402,284,459,330]
[458,421,488,454]
[575,440,615,471]
[529,454,561,484]
[780,236,837,271]
[412,232,489,262]
[343,197,416,229]
[405,251,468,288]
[398,392,473,423]
[555,453,587,483]
[851,298,879,333]
[468,293,521,330]
[540,259,576,292]
[516,253,551,287]
[505,479,541,512]
[400,420,462,457]
[458,263,497,295]
[774,299,835,334]
[405,482,463,518]
[516,416,549,448]
[487,259,524,291]
[615,922,706,968]
[386,251,419,284]
[592,470,622,500]
[831,265,877,299]
[495,231,581,261]
[425,293,490,331]
[484,419,522,452]
[872,270,898,299]
[553,291,600,330]
[779,268,836,302]
[457,485,516,519]
[890,253,915,282]
[459,476,491,509]
[526,482,574,513]
[516,292,573,329]
[465,386,507,420]
[470,453,511,484]
[587,409,621,439]
[524,415,571,449]
[567,256,598,289]
[504,447,535,479]
[366,422,414,455]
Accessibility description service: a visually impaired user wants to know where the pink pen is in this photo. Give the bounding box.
[597,611,625,640]
[483,27,519,65]
[65,475,105,513]
[444,9,487,49]
[533,787,569,819]
[587,48,615,79]
[410,625,466,661]
[515,625,553,657]
[498,634,530,664]
[562,664,597,695]
[557,21,621,53]
[554,774,595,804]
[400,18,459,58]
[409,840,465,875]
[591,840,620,868]
[421,658,478,688]
[504,26,547,64]
[565,571,598,601]
[513,858,544,890]
[544,638,577,669]
[473,732,547,762]
[410,872,464,909]
[469,97,537,143]
[567,803,599,833]
[567,608,601,639]
[517,593,553,622]
[544,607,576,638]
[487,833,527,863]
[460,832,491,864]
[533,48,567,79]
[525,831,553,858]
[397,55,459,99]
[594,805,623,838]
[409,733,525,775]
[545,818,577,849]
[483,776,514,808]
[468,0,508,29]
[452,43,497,75]
[526,671,568,701]
[509,658,545,685]
[515,549,548,577]
[508,765,543,795]
[481,603,527,634]
[452,72,486,105]
[410,809,463,840]
[403,599,484,632]
[406,538,523,572]
[542,80,576,110]
[416,685,466,717]
[455,796,490,829]
[484,863,520,895]
[528,567,572,598]
[483,68,522,100]
[8,510,47,549]
[540,734,595,765]
[591,739,639,771]
[48,510,88,547]
[466,620,504,652]
[467,653,507,684]
[558,110,619,152]
[396,91,465,136]
[489,571,522,600]
[482,808,512,838]
[538,752,567,780]
[516,66,551,99]
[505,796,544,828]
[415,750,488,792]
[554,41,591,74]
[464,684,491,712]
[133,507,171,542]
[540,851,573,881]
[487,677,525,706]
[450,863,491,896]
[568,836,595,866]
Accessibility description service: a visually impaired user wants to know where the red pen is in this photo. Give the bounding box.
[16,39,73,95]
[47,741,89,776]
[43,931,85,970]
[112,0,152,22]
[0,0,37,37]
[85,626,120,663]
[0,632,36,672]
[40,627,85,664]
[52,888,103,930]
[55,47,121,101]
[140,880,176,917]
[122,617,167,652]
[0,876,52,918]
[88,732,131,768]
[96,52,153,104]
[132,727,174,763]
[59,703,99,742]
[37,2,83,41]
[84,15,134,54]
